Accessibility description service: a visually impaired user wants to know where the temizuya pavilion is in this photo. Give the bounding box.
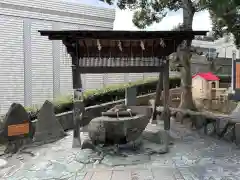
[39,30,207,147]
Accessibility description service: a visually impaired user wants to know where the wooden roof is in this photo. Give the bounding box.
[39,30,207,58]
[39,30,207,73]
[39,30,207,57]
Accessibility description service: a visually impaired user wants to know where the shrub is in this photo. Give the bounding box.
[25,74,230,117]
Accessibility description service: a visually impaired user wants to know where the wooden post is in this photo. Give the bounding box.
[150,71,163,124]
[71,42,83,148]
[162,58,170,130]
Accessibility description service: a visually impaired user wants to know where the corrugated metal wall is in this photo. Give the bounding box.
[58,23,83,97]
[31,21,54,105]
[0,0,117,115]
[0,16,25,113]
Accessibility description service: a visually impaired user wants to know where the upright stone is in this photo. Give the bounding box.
[3,103,33,140]
[215,118,228,136]
[34,100,66,142]
[125,86,137,106]
[2,103,34,154]
[80,132,94,150]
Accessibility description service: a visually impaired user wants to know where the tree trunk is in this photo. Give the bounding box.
[151,71,163,123]
[178,49,196,110]
[162,59,170,130]
[178,0,197,110]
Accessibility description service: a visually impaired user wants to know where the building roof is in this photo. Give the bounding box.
[61,0,115,9]
[192,38,238,59]
[192,72,220,81]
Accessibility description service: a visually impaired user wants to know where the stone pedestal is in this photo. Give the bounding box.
[34,100,66,143]
[125,87,137,106]
[142,123,168,144]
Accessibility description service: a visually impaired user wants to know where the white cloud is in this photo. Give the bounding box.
[113,9,212,31]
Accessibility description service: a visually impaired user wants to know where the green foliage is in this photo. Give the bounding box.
[101,0,213,29]
[24,74,230,115]
[24,77,160,113]
[101,0,239,49]
[206,0,240,47]
[83,77,158,98]
[101,0,183,29]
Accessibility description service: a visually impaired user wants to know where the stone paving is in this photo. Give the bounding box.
[1,121,240,180]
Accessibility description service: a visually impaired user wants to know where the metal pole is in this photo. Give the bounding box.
[232,50,236,92]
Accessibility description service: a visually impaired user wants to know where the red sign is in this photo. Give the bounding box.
[8,123,29,136]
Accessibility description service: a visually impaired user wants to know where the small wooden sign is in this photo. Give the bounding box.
[7,123,29,136]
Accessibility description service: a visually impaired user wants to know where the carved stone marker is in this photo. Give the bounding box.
[2,103,34,153]
[125,87,137,106]
[3,103,33,139]
[72,100,84,148]
[34,100,66,143]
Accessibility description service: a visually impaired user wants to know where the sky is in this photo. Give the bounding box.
[114,9,212,31]
[66,0,212,31]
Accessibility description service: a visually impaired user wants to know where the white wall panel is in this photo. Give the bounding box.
[31,21,53,105]
[0,0,115,114]
[1,0,115,19]
[0,16,24,114]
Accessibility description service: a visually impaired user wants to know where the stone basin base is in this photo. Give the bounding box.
[88,114,148,145]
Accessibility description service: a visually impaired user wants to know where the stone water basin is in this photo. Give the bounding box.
[88,111,149,145]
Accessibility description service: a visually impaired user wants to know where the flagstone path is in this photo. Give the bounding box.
[1,121,240,180]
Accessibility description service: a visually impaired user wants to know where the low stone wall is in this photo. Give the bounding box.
[169,108,240,145]
[201,117,238,143]
[154,104,240,145]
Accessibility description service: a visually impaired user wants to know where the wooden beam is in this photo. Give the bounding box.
[65,45,172,58]
[76,66,164,73]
